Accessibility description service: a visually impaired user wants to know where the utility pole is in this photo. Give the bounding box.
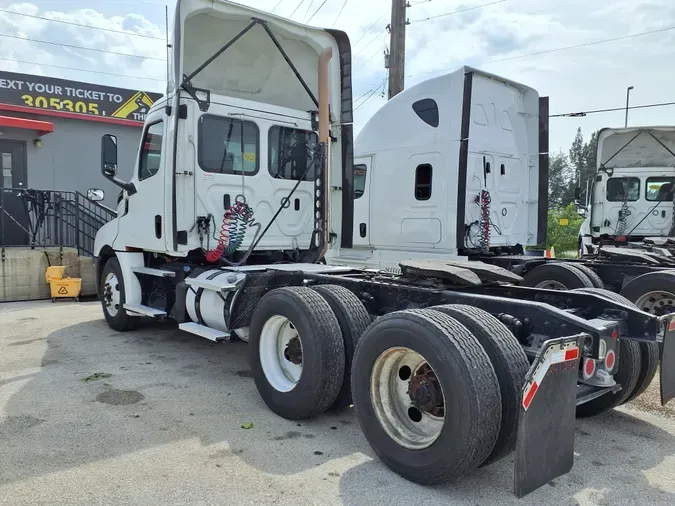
[387,0,407,100]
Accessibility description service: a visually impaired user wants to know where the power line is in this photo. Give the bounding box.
[289,0,306,18]
[0,8,164,40]
[0,32,165,61]
[303,0,315,22]
[550,101,675,118]
[307,0,329,23]
[354,77,387,111]
[271,0,284,13]
[409,0,506,23]
[355,46,383,72]
[354,28,385,56]
[352,12,387,48]
[408,24,675,77]
[0,56,165,82]
[332,0,349,27]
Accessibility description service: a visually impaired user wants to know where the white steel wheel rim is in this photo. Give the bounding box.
[535,280,568,290]
[636,290,675,315]
[370,347,445,450]
[103,272,121,317]
[259,315,303,392]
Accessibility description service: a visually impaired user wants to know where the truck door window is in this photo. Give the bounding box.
[198,115,259,174]
[354,164,367,199]
[139,121,163,181]
[268,126,318,181]
[646,177,675,201]
[415,164,432,200]
[606,177,639,202]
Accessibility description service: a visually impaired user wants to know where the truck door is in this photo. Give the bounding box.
[601,176,640,236]
[117,109,167,252]
[644,176,675,235]
[464,73,538,249]
[353,157,371,246]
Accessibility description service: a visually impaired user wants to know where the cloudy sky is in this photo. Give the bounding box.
[0,0,673,152]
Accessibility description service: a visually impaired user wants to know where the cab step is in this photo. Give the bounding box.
[179,322,229,342]
[132,266,176,277]
[124,303,167,318]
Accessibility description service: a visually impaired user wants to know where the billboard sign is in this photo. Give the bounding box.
[0,71,163,125]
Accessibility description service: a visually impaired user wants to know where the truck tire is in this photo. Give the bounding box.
[576,338,641,418]
[311,284,371,411]
[248,287,345,420]
[569,264,604,288]
[620,270,675,316]
[573,287,659,405]
[351,309,501,485]
[100,257,140,332]
[521,263,594,290]
[429,304,528,465]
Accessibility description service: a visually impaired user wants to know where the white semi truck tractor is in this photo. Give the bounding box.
[90,0,675,497]
[332,73,675,315]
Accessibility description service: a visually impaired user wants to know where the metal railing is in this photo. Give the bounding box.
[0,188,117,258]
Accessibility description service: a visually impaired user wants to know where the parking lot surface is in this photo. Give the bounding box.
[1,300,674,505]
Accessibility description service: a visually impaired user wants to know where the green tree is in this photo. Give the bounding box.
[548,151,574,207]
[547,204,585,254]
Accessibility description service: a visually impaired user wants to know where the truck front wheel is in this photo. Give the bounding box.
[100,257,140,332]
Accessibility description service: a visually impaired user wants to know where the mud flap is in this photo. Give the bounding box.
[661,316,675,406]
[514,335,583,498]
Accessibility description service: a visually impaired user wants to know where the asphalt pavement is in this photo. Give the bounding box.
[1,300,674,505]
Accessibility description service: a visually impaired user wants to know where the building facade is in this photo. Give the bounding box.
[0,71,162,245]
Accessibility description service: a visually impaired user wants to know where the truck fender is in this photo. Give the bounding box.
[115,251,145,306]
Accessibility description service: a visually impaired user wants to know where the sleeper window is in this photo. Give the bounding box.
[606,177,640,202]
[139,121,163,181]
[354,164,367,199]
[415,164,432,200]
[412,99,439,128]
[198,115,259,174]
[268,126,318,181]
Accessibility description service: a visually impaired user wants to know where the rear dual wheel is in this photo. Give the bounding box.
[521,262,602,290]
[351,306,527,484]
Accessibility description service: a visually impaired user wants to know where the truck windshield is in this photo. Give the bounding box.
[646,177,675,201]
[606,177,640,202]
[268,126,317,181]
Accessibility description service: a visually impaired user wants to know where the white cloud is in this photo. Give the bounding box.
[1,0,674,152]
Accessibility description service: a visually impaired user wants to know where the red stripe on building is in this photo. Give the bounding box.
[0,103,143,128]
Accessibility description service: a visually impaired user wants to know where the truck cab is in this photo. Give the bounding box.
[95,0,351,269]
[579,127,675,253]
[326,67,545,269]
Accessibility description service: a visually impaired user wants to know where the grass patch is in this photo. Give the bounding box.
[81,372,112,382]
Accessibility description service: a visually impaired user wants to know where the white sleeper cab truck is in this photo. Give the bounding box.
[91,0,675,497]
[336,73,675,312]
[579,126,675,251]
[327,67,543,269]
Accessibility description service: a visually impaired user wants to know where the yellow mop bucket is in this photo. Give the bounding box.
[45,266,82,301]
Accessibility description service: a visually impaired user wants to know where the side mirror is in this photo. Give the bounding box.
[574,187,581,200]
[87,188,104,202]
[99,134,136,195]
[101,134,118,177]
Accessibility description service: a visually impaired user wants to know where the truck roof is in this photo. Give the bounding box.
[597,126,675,169]
[355,66,537,156]
[168,0,347,117]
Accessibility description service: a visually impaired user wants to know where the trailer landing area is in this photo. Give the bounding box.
[1,301,674,505]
